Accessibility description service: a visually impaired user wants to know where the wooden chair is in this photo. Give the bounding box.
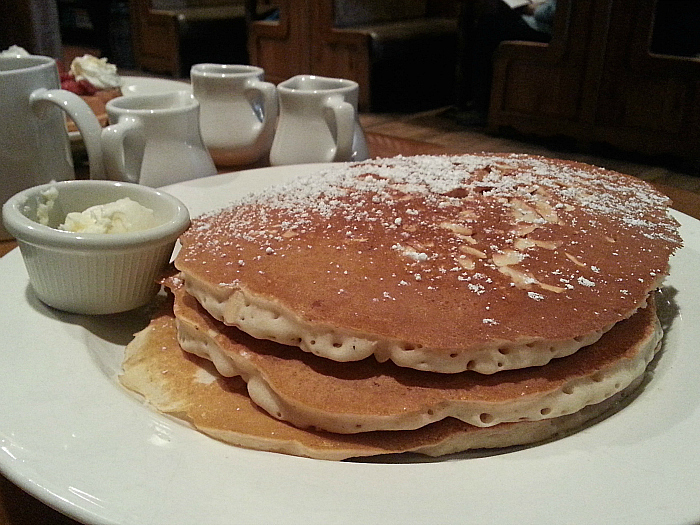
[247,0,459,111]
[129,0,248,77]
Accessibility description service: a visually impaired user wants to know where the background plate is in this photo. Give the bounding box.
[120,76,192,97]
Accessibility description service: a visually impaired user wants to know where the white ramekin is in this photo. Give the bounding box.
[2,180,190,314]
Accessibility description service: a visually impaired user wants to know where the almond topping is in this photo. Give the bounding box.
[514,238,536,250]
[532,239,561,250]
[510,199,540,224]
[539,282,566,293]
[565,253,587,267]
[533,198,559,223]
[457,256,475,270]
[458,209,478,220]
[513,223,539,237]
[492,250,524,267]
[498,265,536,288]
[459,245,487,258]
[454,233,478,245]
[440,222,474,236]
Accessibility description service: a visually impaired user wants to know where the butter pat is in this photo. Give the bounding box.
[36,186,59,226]
[60,198,157,234]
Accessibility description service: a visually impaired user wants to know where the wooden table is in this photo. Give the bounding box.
[1,132,699,525]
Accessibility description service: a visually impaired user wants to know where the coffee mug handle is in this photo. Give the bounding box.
[29,88,106,179]
[323,96,355,162]
[246,79,278,135]
[101,117,146,184]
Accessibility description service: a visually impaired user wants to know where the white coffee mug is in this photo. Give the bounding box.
[191,63,277,167]
[269,75,369,166]
[0,55,105,239]
[101,91,217,187]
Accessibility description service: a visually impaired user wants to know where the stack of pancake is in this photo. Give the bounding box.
[120,154,682,460]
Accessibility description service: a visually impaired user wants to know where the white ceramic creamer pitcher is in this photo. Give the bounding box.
[101,91,216,188]
[269,75,369,166]
[0,55,104,239]
[191,63,277,167]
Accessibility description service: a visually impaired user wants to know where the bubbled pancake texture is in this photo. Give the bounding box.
[176,154,681,373]
[119,305,644,460]
[171,278,661,434]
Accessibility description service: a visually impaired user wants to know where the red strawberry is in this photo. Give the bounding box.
[77,79,98,96]
[60,75,99,96]
[60,77,83,94]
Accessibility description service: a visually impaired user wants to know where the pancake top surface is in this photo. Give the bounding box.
[176,154,681,361]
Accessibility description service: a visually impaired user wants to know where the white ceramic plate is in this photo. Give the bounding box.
[1,165,700,525]
[69,76,192,141]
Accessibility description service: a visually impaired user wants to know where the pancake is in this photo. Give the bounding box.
[175,154,681,374]
[170,276,662,434]
[119,305,644,460]
[65,88,122,133]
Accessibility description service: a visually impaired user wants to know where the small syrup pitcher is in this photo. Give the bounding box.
[191,63,277,167]
[269,75,369,166]
[101,91,217,188]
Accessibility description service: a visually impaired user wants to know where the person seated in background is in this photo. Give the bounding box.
[456,0,556,126]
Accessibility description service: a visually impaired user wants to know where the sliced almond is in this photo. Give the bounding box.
[454,233,478,245]
[532,198,559,223]
[457,256,475,270]
[532,239,561,250]
[492,250,524,267]
[513,223,539,237]
[498,265,536,288]
[514,238,536,250]
[565,252,587,267]
[440,222,473,236]
[459,245,487,259]
[458,209,478,220]
[538,282,566,293]
[510,199,540,224]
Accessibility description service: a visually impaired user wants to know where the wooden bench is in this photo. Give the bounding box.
[488,0,700,164]
[129,0,248,77]
[247,0,459,111]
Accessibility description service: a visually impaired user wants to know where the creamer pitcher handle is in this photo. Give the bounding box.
[101,117,146,184]
[29,88,106,179]
[246,78,278,136]
[323,96,355,162]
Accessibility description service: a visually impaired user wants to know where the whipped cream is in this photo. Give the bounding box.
[69,54,121,90]
[60,198,157,234]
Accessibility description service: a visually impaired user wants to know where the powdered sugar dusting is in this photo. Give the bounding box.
[191,154,679,243]
[177,154,681,345]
